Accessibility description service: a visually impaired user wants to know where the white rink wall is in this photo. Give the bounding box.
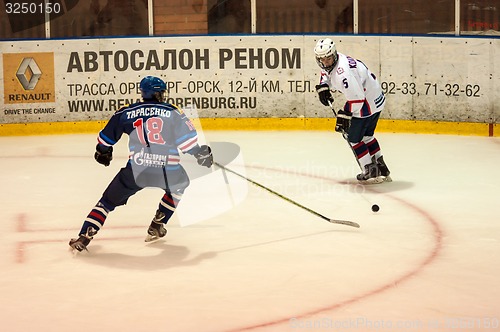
[1,35,499,124]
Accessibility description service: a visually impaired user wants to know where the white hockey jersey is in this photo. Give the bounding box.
[319,52,385,118]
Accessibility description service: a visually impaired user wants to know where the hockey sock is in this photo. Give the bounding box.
[158,192,182,222]
[78,201,111,236]
[363,136,382,160]
[351,141,372,170]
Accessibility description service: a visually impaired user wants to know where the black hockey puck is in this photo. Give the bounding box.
[371,204,380,212]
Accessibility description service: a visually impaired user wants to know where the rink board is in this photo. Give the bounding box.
[1,35,499,129]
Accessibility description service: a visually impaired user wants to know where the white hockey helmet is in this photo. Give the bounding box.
[314,38,338,73]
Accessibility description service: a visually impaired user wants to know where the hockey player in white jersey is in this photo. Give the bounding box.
[314,38,391,184]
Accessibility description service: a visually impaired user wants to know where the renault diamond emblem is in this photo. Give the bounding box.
[16,58,42,90]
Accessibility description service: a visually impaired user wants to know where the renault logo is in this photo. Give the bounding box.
[16,58,42,90]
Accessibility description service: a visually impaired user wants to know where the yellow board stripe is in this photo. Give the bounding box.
[0,118,497,136]
[0,121,108,136]
[375,119,492,136]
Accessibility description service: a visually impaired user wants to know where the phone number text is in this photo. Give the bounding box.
[381,81,481,97]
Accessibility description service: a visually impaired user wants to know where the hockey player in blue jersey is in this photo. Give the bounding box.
[69,76,213,252]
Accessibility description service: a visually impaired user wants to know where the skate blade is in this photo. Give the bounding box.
[145,234,162,243]
[358,176,385,185]
[68,244,88,256]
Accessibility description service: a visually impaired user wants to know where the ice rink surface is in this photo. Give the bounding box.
[1,130,499,332]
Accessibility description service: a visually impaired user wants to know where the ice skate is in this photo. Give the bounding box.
[145,210,167,243]
[69,226,96,252]
[357,160,384,184]
[69,236,91,252]
[376,156,392,182]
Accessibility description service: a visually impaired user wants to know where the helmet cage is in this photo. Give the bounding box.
[315,54,338,73]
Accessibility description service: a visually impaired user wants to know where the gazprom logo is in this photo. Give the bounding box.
[16,58,42,90]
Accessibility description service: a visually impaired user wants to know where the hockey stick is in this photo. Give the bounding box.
[214,162,360,228]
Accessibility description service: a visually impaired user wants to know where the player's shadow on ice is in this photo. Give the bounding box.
[340,180,414,193]
[78,242,217,271]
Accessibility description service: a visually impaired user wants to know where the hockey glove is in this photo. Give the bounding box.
[94,144,113,166]
[315,84,334,106]
[193,145,213,168]
[335,110,352,133]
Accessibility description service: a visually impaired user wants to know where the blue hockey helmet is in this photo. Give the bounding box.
[139,76,166,101]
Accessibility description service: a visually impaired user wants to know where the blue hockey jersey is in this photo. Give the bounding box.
[96,101,199,171]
